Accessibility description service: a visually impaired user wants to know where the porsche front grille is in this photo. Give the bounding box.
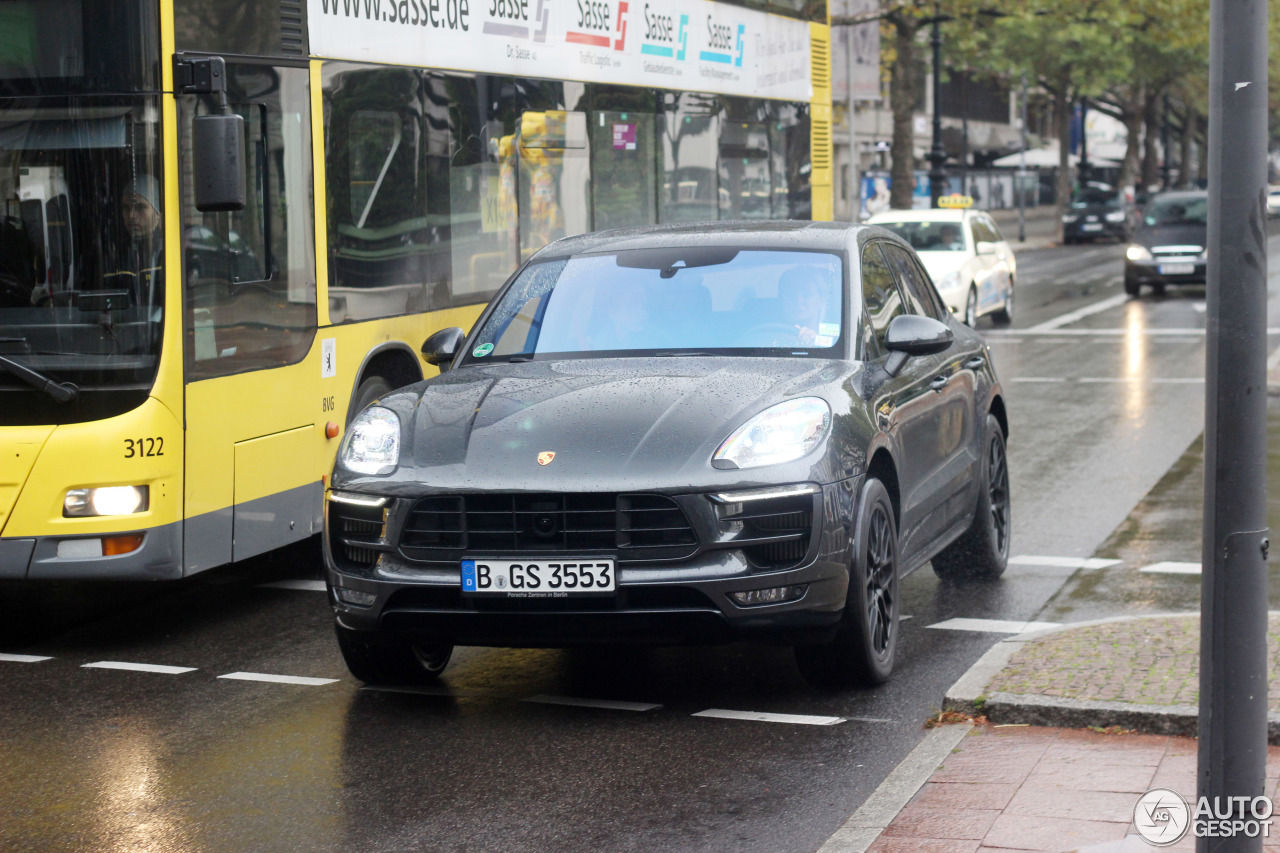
[399,493,697,562]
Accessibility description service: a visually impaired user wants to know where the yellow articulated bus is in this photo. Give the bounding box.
[0,0,832,581]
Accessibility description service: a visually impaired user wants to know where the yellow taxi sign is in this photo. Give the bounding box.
[938,193,974,209]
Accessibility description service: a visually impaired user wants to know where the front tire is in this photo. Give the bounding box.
[963,286,979,327]
[347,375,393,425]
[991,280,1013,326]
[794,478,899,690]
[335,625,453,685]
[931,414,1011,581]
[1124,275,1141,297]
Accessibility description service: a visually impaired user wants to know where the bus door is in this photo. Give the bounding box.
[177,58,320,573]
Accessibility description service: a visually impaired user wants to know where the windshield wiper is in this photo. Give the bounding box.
[0,353,78,402]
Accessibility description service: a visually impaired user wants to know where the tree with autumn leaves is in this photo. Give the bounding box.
[834,0,1253,237]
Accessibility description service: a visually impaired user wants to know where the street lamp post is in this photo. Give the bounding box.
[927,5,948,208]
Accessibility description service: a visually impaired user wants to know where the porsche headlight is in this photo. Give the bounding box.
[1126,245,1153,262]
[340,407,400,475]
[713,398,831,470]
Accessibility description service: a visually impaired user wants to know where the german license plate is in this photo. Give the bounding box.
[461,559,616,595]
[1082,223,1102,232]
[1159,263,1195,275]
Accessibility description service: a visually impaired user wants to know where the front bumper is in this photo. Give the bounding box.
[1125,257,1207,287]
[325,479,862,647]
[1065,219,1126,241]
[0,522,183,580]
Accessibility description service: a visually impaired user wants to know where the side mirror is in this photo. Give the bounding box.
[422,327,466,370]
[192,113,246,212]
[883,314,954,376]
[975,241,997,256]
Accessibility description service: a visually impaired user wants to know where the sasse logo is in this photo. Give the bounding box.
[644,3,673,41]
[576,0,611,30]
[706,16,733,50]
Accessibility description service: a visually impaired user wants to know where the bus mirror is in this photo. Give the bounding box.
[422,327,465,370]
[192,113,246,212]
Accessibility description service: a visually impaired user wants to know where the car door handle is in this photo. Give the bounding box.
[930,375,950,392]
[964,356,985,370]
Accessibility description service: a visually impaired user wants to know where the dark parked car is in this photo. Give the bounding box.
[324,221,1011,691]
[1062,183,1133,244]
[1124,190,1208,296]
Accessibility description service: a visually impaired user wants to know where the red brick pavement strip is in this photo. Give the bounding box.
[942,613,1280,742]
[865,725,1280,853]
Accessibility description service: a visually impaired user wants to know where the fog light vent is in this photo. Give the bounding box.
[729,584,807,607]
[335,587,377,607]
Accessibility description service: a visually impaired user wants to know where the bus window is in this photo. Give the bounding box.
[181,64,316,380]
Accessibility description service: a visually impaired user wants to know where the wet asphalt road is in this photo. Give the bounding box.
[3,229,1280,853]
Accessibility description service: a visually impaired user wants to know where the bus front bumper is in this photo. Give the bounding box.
[1,521,183,580]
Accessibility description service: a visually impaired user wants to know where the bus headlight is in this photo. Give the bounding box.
[64,486,149,517]
[339,406,401,475]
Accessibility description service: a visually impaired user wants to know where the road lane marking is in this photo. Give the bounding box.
[218,672,339,686]
[693,709,845,726]
[926,618,1060,634]
[1007,377,1069,383]
[987,328,1280,337]
[258,579,327,591]
[523,694,662,712]
[0,653,52,663]
[1010,555,1121,570]
[1029,293,1128,331]
[1139,561,1202,575]
[1078,377,1203,384]
[82,661,197,674]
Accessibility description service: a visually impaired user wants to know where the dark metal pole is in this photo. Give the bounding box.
[1198,0,1269,846]
[927,5,947,208]
[1162,94,1172,190]
[1017,73,1027,243]
[1077,96,1090,187]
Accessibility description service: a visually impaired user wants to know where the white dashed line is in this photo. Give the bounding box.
[524,694,662,712]
[1008,377,1069,383]
[0,653,52,663]
[218,672,339,686]
[1139,561,1202,575]
[82,661,197,674]
[1029,293,1129,331]
[693,709,845,726]
[1009,555,1121,570]
[926,618,1060,634]
[258,580,327,591]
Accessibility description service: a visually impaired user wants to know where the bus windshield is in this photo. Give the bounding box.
[0,96,165,425]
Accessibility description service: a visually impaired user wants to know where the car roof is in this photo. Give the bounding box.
[530,220,868,260]
[1149,190,1208,201]
[865,209,969,224]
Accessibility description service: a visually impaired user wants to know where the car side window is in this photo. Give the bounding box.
[860,242,903,359]
[880,242,946,322]
[976,215,1001,245]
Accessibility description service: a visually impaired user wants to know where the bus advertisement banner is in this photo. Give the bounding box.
[308,0,813,102]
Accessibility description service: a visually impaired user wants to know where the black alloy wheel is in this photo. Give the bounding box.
[963,287,979,327]
[794,478,899,690]
[335,624,454,685]
[931,413,1010,581]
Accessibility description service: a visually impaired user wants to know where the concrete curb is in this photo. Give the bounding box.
[941,612,1280,744]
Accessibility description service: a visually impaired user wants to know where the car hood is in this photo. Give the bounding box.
[344,357,862,493]
[917,252,968,284]
[1134,223,1206,251]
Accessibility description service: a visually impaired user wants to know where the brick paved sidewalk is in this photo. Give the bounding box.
[866,724,1280,853]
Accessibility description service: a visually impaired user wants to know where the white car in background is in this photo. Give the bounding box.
[865,207,1016,327]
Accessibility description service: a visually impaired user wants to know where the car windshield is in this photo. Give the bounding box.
[871,221,965,253]
[1144,195,1208,226]
[464,248,845,362]
[1070,188,1120,209]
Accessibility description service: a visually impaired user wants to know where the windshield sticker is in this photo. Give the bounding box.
[814,335,835,347]
[473,343,495,357]
[818,323,840,338]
